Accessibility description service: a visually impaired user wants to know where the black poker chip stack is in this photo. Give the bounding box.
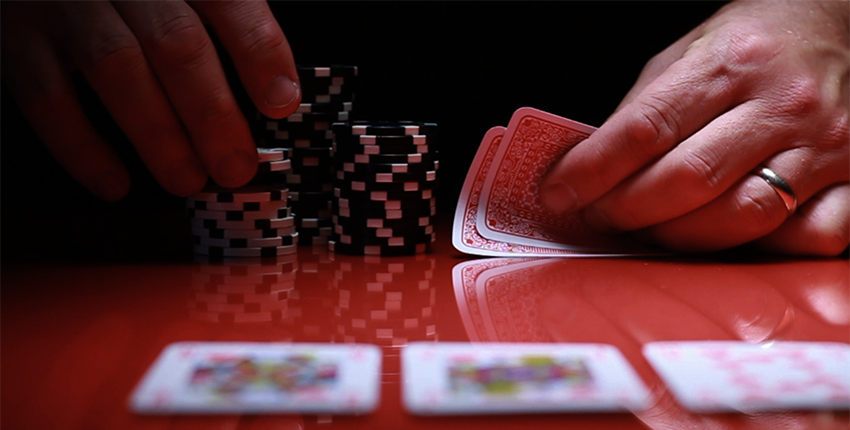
[186,148,299,258]
[330,121,438,256]
[255,65,358,246]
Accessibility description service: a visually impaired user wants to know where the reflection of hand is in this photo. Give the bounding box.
[540,0,848,255]
[2,1,301,200]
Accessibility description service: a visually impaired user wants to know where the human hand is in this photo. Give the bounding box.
[1,1,301,201]
[539,0,849,256]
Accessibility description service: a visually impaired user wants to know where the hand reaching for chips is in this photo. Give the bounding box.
[1,1,301,200]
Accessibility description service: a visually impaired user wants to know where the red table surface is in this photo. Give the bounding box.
[2,218,849,430]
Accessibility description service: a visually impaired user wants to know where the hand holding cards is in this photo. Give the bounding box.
[453,108,657,257]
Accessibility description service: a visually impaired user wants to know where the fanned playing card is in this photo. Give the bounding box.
[129,341,381,414]
[643,341,850,413]
[453,107,655,256]
[402,342,653,415]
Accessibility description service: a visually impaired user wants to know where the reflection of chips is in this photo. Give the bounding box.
[189,354,338,396]
[448,354,592,396]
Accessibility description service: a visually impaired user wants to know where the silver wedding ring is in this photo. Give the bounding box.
[755,167,797,215]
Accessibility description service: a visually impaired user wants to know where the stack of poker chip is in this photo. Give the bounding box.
[330,121,438,256]
[187,148,299,258]
[255,65,358,246]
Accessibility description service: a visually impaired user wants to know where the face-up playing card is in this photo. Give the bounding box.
[643,341,850,413]
[402,342,652,414]
[129,342,381,414]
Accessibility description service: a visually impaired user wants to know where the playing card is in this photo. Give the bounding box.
[453,127,603,257]
[643,341,850,413]
[129,341,381,414]
[402,342,653,414]
[474,107,650,254]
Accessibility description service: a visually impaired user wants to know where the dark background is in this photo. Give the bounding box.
[0,2,726,262]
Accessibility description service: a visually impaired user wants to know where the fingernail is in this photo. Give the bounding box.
[265,74,300,108]
[167,158,208,197]
[540,182,579,214]
[92,171,130,202]
[214,150,257,187]
[584,207,616,234]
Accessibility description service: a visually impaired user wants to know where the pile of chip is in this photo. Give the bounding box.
[255,65,358,246]
[187,148,298,258]
[330,121,438,256]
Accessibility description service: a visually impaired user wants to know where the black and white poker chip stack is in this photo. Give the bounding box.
[330,121,438,256]
[187,148,299,258]
[255,65,358,246]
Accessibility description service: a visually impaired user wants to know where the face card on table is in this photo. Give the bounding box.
[643,341,850,413]
[129,342,381,414]
[475,107,651,254]
[402,342,652,415]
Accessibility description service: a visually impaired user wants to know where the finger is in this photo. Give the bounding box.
[1,4,129,201]
[581,101,844,233]
[539,30,753,215]
[753,183,850,256]
[54,1,209,197]
[632,172,792,252]
[190,0,301,119]
[111,1,257,189]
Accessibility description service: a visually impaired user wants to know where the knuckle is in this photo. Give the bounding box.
[716,26,782,78]
[197,94,240,125]
[680,149,723,191]
[148,15,212,67]
[735,187,785,234]
[774,76,822,118]
[630,95,681,157]
[242,21,286,57]
[87,34,144,74]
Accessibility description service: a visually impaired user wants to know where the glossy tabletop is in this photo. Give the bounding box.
[2,217,849,430]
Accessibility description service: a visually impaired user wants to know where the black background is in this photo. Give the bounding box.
[0,2,726,262]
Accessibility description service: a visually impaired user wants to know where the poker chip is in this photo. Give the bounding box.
[334,134,432,146]
[333,232,435,247]
[190,215,295,230]
[192,232,299,248]
[332,215,433,230]
[193,244,298,258]
[334,224,434,238]
[297,65,359,78]
[333,187,433,201]
[354,153,435,165]
[257,147,290,162]
[336,197,436,211]
[336,169,436,183]
[187,206,292,221]
[282,111,350,123]
[333,142,432,155]
[259,128,334,142]
[186,198,290,212]
[297,76,349,88]
[294,217,333,228]
[332,121,437,136]
[336,161,439,174]
[329,240,431,256]
[308,94,355,104]
[333,205,436,220]
[295,102,353,113]
[256,159,292,173]
[190,186,290,203]
[191,225,296,239]
[335,179,438,192]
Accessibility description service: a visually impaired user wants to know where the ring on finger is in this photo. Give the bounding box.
[755,166,797,215]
